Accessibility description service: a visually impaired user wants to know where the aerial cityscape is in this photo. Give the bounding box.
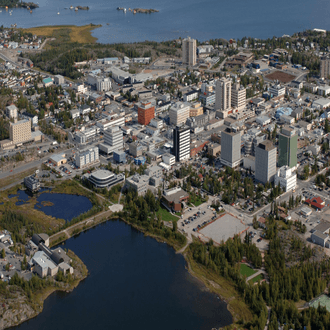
[2,0,330,329]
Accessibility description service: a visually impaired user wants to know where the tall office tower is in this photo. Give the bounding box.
[169,101,190,126]
[104,126,124,152]
[320,57,330,79]
[215,78,231,110]
[255,141,277,184]
[182,37,196,66]
[231,83,246,111]
[220,127,241,168]
[138,101,155,125]
[173,126,190,162]
[278,126,298,168]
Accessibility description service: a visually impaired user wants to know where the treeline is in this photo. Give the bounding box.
[120,188,187,248]
[190,237,267,329]
[190,226,330,329]
[0,210,41,243]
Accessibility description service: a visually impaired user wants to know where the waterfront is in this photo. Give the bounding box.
[12,220,232,330]
[0,0,329,43]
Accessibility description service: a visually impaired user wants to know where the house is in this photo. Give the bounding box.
[162,187,189,212]
[258,217,267,229]
[305,196,325,211]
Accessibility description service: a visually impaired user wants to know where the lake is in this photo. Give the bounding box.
[34,192,93,221]
[0,0,329,44]
[13,220,232,330]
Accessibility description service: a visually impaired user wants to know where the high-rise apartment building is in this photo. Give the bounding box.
[75,147,99,168]
[9,119,31,144]
[220,127,241,168]
[169,102,190,126]
[215,78,231,111]
[103,126,123,153]
[231,83,246,111]
[138,101,155,125]
[320,57,330,79]
[173,126,190,162]
[182,37,196,66]
[255,141,277,184]
[278,126,297,168]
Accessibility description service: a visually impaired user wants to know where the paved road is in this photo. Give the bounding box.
[246,269,267,283]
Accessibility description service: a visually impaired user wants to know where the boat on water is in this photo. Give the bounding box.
[57,11,60,14]
[30,10,32,13]
[75,7,78,11]
[70,5,73,9]
[0,10,2,12]
[124,8,126,13]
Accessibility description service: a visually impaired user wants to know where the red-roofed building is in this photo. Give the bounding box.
[305,197,325,210]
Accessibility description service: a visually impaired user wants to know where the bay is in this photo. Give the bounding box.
[0,0,328,44]
[13,220,232,330]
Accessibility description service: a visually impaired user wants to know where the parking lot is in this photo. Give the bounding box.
[199,213,248,244]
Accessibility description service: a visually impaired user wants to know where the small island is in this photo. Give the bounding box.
[76,5,89,10]
[133,8,159,14]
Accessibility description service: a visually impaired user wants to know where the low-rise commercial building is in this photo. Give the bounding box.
[126,174,149,195]
[162,187,189,212]
[86,170,124,188]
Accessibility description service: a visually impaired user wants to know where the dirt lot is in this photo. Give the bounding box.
[265,70,296,83]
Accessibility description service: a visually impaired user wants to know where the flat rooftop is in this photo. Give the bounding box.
[199,213,248,244]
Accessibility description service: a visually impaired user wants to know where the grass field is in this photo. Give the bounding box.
[249,273,264,284]
[310,294,330,312]
[0,167,37,189]
[156,206,178,222]
[240,264,256,278]
[23,24,101,43]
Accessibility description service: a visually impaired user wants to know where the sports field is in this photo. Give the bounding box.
[310,294,330,312]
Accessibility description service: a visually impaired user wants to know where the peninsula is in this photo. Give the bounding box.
[0,0,39,8]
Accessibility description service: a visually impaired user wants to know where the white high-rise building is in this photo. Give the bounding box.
[274,166,297,192]
[220,127,241,168]
[169,102,190,126]
[255,140,277,184]
[231,83,246,111]
[182,37,196,66]
[75,147,99,168]
[103,126,123,152]
[215,78,231,111]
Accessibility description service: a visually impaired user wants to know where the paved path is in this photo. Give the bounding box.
[246,269,266,283]
[50,209,113,242]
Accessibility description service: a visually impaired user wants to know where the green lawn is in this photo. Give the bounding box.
[240,264,256,278]
[157,206,178,222]
[249,273,264,284]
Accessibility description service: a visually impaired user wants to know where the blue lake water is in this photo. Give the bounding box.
[12,219,232,330]
[34,192,93,221]
[0,0,329,43]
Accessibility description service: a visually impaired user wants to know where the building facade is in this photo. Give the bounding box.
[138,101,155,125]
[173,126,190,162]
[255,141,277,184]
[9,119,31,144]
[278,126,298,168]
[103,126,123,153]
[274,166,297,192]
[215,78,231,111]
[320,57,330,79]
[169,102,190,126]
[189,102,203,117]
[231,83,246,111]
[182,37,196,66]
[220,128,241,168]
[75,147,99,168]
